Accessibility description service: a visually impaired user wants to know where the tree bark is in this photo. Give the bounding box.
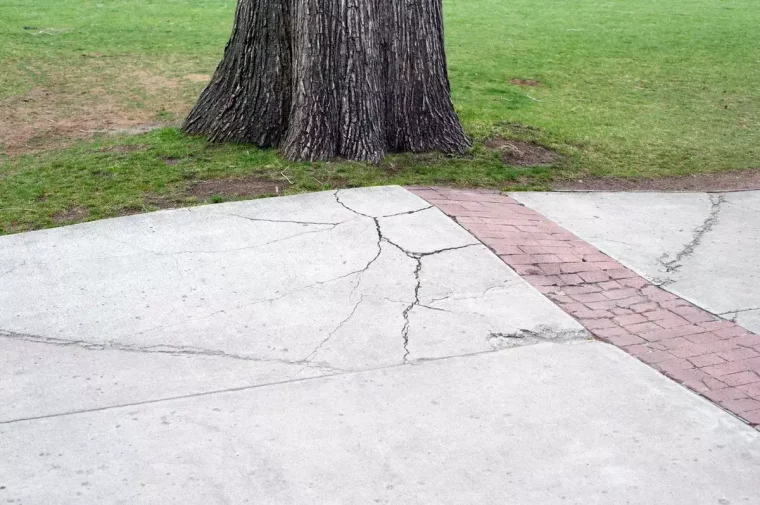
[183,0,469,163]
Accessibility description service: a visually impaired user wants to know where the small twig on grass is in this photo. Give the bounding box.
[280,170,293,184]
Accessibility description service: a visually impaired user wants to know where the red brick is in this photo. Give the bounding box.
[643,309,674,321]
[548,294,574,304]
[684,332,724,344]
[703,360,751,377]
[606,333,646,347]
[635,349,675,365]
[630,302,659,313]
[555,254,583,263]
[720,371,760,387]
[571,292,608,303]
[658,337,695,350]
[573,308,614,319]
[718,347,760,362]
[557,274,584,285]
[682,380,712,394]
[603,288,639,300]
[607,268,637,280]
[562,285,603,295]
[619,276,649,289]
[501,254,537,265]
[719,397,760,413]
[524,275,560,286]
[688,353,725,367]
[657,358,694,372]
[659,299,693,310]
[582,253,613,263]
[487,243,524,256]
[640,287,677,302]
[702,387,749,403]
[730,333,760,347]
[698,320,737,332]
[593,326,632,338]
[578,270,611,283]
[703,377,728,390]
[563,302,589,314]
[640,325,707,342]
[614,314,647,326]
[664,368,710,383]
[738,382,760,397]
[520,245,573,255]
[611,308,634,316]
[625,321,663,333]
[615,295,648,308]
[741,409,760,425]
[593,261,625,271]
[670,344,714,359]
[655,316,691,329]
[714,326,750,339]
[559,262,597,274]
[539,263,562,275]
[581,318,619,330]
[682,311,718,324]
[587,300,619,311]
[510,264,542,275]
[598,280,623,290]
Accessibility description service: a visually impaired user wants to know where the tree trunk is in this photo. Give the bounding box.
[183,0,469,163]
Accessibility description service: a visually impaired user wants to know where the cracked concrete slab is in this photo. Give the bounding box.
[3,186,760,503]
[0,187,583,421]
[513,191,760,334]
[2,342,759,505]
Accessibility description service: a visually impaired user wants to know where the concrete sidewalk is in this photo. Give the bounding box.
[2,187,759,504]
[513,191,760,334]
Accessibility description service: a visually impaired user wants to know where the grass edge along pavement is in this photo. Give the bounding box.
[2,0,760,233]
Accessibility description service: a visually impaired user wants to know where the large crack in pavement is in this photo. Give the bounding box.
[487,326,590,349]
[658,194,725,281]
[336,188,481,362]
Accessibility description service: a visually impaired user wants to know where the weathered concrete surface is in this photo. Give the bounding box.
[0,187,584,422]
[2,341,759,505]
[513,191,760,334]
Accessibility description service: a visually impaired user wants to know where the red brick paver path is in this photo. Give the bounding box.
[408,186,760,428]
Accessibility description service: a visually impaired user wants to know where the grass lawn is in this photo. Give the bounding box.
[1,0,759,233]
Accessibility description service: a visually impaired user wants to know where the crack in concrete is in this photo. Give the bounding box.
[224,213,347,227]
[0,261,26,279]
[0,329,342,373]
[487,326,589,348]
[335,189,481,363]
[299,295,367,372]
[379,206,434,218]
[658,195,725,277]
[718,307,760,323]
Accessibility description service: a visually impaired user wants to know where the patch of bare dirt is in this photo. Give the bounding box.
[485,137,560,166]
[185,74,211,83]
[510,78,540,87]
[52,206,90,223]
[186,176,290,199]
[553,169,760,192]
[132,70,179,90]
[95,145,145,153]
[0,86,158,155]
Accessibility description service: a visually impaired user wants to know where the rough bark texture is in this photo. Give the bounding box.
[183,0,469,163]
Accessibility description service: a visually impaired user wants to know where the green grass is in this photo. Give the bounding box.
[1,0,759,233]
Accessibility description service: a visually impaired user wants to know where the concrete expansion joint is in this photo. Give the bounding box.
[0,329,344,373]
[224,212,347,227]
